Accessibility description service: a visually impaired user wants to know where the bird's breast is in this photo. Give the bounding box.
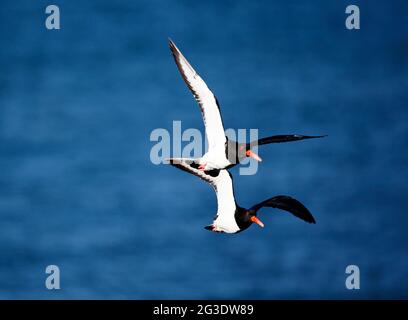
[213,211,241,233]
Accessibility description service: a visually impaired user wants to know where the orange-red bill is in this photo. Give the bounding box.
[250,216,264,228]
[246,150,262,162]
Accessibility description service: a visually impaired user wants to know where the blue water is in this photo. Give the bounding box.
[0,0,407,299]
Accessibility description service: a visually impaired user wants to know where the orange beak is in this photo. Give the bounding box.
[250,216,264,228]
[246,150,262,162]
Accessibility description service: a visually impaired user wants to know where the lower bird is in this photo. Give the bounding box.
[167,158,316,233]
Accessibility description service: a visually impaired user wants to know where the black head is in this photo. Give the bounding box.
[225,140,253,164]
[225,140,262,167]
[234,206,265,232]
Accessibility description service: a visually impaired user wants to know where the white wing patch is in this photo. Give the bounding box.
[169,40,227,152]
[166,158,240,233]
[165,158,217,190]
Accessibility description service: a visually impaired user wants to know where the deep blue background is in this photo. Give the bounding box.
[0,0,407,299]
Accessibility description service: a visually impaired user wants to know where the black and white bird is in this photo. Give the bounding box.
[169,39,325,171]
[167,158,316,233]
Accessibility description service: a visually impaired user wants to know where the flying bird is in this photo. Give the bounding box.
[167,158,316,233]
[168,39,325,171]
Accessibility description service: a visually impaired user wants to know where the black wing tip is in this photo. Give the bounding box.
[255,134,327,146]
[292,202,316,224]
[168,39,184,70]
[165,158,196,166]
[260,195,317,224]
[295,213,317,225]
[306,216,317,224]
[292,134,328,140]
[306,134,327,139]
[168,38,178,53]
[164,158,174,164]
[282,195,316,224]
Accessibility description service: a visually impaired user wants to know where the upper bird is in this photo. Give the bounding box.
[167,158,316,233]
[168,39,325,171]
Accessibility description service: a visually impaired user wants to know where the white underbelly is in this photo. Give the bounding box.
[213,215,240,233]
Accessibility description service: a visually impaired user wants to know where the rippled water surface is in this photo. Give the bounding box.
[0,0,407,298]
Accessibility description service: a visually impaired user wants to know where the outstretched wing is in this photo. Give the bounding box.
[255,134,327,146]
[165,158,220,190]
[169,39,226,152]
[250,195,316,224]
[166,159,237,227]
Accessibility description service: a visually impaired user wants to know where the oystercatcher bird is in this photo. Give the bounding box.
[167,158,316,233]
[168,39,325,171]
